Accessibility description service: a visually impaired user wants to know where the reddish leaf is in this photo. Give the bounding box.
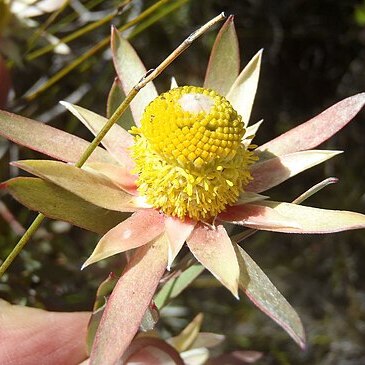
[257,93,365,156]
[187,224,240,297]
[82,209,165,268]
[0,110,113,163]
[89,235,168,364]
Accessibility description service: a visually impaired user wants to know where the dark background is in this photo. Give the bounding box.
[1,1,365,363]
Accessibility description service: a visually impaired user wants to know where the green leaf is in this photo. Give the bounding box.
[0,110,113,164]
[235,244,305,348]
[257,93,365,156]
[60,101,134,169]
[106,78,134,131]
[154,262,205,309]
[204,15,240,96]
[247,150,342,193]
[111,27,158,127]
[13,160,140,212]
[2,177,127,234]
[226,49,262,125]
[90,235,168,364]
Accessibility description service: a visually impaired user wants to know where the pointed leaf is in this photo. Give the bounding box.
[60,101,134,170]
[204,15,240,95]
[82,209,164,268]
[187,224,239,297]
[111,27,158,126]
[257,93,365,156]
[168,313,203,352]
[2,177,128,234]
[247,150,342,193]
[235,244,305,348]
[0,110,113,163]
[252,201,365,233]
[13,160,139,212]
[243,119,263,147]
[154,262,205,309]
[164,216,196,269]
[90,235,168,364]
[226,49,263,125]
[219,203,301,231]
[106,78,134,131]
[84,162,138,195]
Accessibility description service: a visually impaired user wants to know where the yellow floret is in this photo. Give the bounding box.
[131,86,257,221]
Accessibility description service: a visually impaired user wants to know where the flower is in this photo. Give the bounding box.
[1,16,365,352]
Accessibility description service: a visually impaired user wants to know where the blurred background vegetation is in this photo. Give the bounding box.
[0,0,364,364]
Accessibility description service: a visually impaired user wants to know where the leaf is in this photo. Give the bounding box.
[122,337,184,365]
[90,235,168,364]
[243,119,263,146]
[0,110,113,164]
[226,49,263,125]
[60,101,134,169]
[82,209,165,268]
[2,177,128,234]
[168,313,203,352]
[84,162,138,195]
[111,27,158,126]
[252,201,365,233]
[154,262,205,309]
[204,15,240,96]
[187,224,240,297]
[13,160,140,212]
[219,203,301,231]
[0,299,90,365]
[191,333,225,349]
[257,93,365,156]
[234,244,305,348]
[247,150,342,193]
[164,216,196,270]
[106,78,135,131]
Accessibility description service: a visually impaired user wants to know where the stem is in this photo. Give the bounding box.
[0,13,226,277]
[0,214,45,277]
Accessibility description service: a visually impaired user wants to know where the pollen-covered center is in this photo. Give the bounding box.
[131,86,257,221]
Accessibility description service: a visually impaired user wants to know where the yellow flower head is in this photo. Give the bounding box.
[131,86,257,221]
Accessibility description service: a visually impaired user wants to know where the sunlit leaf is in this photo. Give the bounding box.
[90,235,168,364]
[2,177,127,234]
[219,203,301,231]
[82,209,165,268]
[60,101,134,169]
[247,150,342,193]
[111,27,158,126]
[13,160,139,212]
[204,15,239,96]
[253,201,365,233]
[226,49,263,125]
[187,224,239,297]
[234,244,305,348]
[0,110,113,163]
[164,216,196,270]
[257,93,365,156]
[168,313,203,352]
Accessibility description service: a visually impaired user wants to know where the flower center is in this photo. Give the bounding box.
[131,86,257,221]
